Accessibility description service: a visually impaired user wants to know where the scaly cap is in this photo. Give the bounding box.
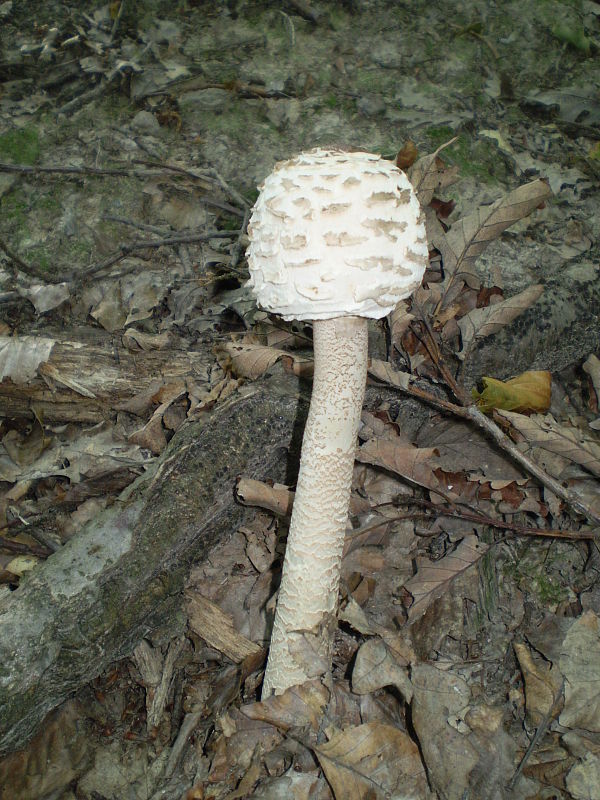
[247,147,428,321]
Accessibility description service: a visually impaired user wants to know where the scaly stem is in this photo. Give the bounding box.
[262,316,368,696]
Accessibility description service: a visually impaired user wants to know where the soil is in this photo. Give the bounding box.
[0,1,599,798]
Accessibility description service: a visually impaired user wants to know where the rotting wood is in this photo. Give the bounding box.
[0,332,213,423]
[186,592,264,663]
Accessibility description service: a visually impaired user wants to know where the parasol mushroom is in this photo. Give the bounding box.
[247,147,428,696]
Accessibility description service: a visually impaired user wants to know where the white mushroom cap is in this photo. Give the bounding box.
[247,147,428,321]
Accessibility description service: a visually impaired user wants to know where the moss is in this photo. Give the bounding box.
[352,69,395,95]
[424,127,504,183]
[192,103,262,144]
[535,573,567,604]
[551,21,591,53]
[24,245,51,273]
[327,5,350,30]
[502,541,571,608]
[0,126,40,165]
[0,191,28,228]
[98,93,132,122]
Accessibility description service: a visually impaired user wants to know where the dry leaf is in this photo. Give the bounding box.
[388,300,415,341]
[416,415,524,482]
[444,179,552,284]
[367,358,412,389]
[411,664,478,800]
[19,282,70,314]
[217,341,310,380]
[208,708,281,785]
[457,284,544,359]
[559,611,600,733]
[5,555,40,575]
[566,752,600,800]
[338,598,416,666]
[235,478,294,516]
[472,370,552,414]
[351,638,412,702]
[2,416,51,467]
[241,679,329,733]
[222,742,262,800]
[583,354,600,403]
[338,596,378,636]
[403,535,489,623]
[514,642,563,727]
[0,335,55,382]
[497,410,600,478]
[356,438,442,494]
[250,768,330,799]
[423,203,458,279]
[0,700,89,799]
[128,385,186,454]
[314,722,430,800]
[396,140,419,170]
[39,363,98,398]
[408,142,460,207]
[122,329,174,351]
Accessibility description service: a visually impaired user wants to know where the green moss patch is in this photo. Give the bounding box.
[0,126,40,165]
[425,126,507,183]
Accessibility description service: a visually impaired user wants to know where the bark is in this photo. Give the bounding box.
[0,333,213,423]
[0,371,306,756]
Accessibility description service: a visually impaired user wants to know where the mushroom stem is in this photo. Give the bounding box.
[262,315,368,697]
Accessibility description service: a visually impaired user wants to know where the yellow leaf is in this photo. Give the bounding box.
[472,370,551,414]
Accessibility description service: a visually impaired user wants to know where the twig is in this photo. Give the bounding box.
[0,162,246,216]
[508,678,565,790]
[156,78,290,101]
[229,208,250,270]
[278,10,296,46]
[0,235,49,281]
[375,375,600,529]
[398,498,594,541]
[0,291,20,305]
[129,159,252,215]
[131,158,216,188]
[347,502,593,545]
[0,161,145,177]
[1,510,61,552]
[197,196,246,218]
[410,308,468,401]
[109,0,126,44]
[204,167,251,210]
[399,303,600,528]
[466,404,600,527]
[102,215,172,235]
[0,535,52,558]
[287,0,320,23]
[72,230,238,281]
[448,21,500,61]
[58,79,110,115]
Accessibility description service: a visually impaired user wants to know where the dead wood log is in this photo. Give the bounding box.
[0,333,213,423]
[0,371,305,756]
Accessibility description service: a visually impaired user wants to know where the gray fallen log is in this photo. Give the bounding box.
[0,332,213,423]
[0,371,305,756]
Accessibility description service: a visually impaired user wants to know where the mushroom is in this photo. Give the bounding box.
[247,147,428,696]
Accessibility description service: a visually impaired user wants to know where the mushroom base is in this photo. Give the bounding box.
[262,315,368,697]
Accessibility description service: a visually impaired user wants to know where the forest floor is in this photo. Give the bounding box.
[0,1,599,798]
